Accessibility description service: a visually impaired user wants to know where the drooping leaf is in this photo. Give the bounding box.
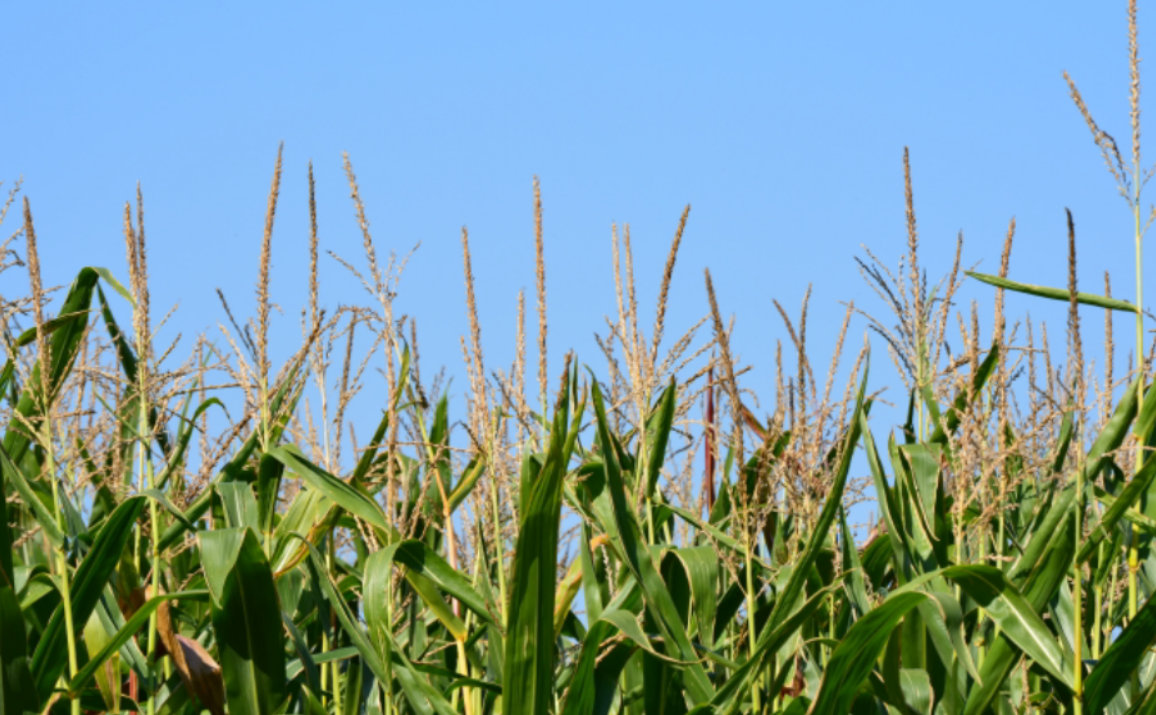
[268,444,394,538]
[3,267,101,465]
[968,271,1139,312]
[942,564,1073,688]
[364,538,497,644]
[810,589,964,715]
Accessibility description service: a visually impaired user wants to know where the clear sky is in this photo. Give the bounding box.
[2,2,1147,453]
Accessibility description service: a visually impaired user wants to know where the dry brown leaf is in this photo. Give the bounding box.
[157,596,226,715]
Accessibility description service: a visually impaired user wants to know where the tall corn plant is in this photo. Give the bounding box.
[12,5,1156,710]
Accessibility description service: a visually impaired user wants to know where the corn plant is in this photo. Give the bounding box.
[9,3,1156,714]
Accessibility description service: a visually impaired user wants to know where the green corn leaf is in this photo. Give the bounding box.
[30,495,145,698]
[216,482,259,531]
[1085,376,1143,476]
[666,546,719,647]
[711,582,840,713]
[350,344,409,487]
[0,278,113,555]
[7,312,89,350]
[1134,380,1156,443]
[299,537,457,715]
[89,266,134,304]
[1081,452,1156,562]
[965,507,1077,715]
[447,456,485,514]
[899,668,934,715]
[1084,588,1156,712]
[968,271,1140,312]
[139,488,195,533]
[765,360,867,633]
[270,490,330,574]
[644,380,677,496]
[924,344,998,450]
[558,619,626,715]
[1052,409,1076,475]
[553,555,584,640]
[503,371,582,715]
[256,453,283,535]
[3,267,100,465]
[269,445,477,638]
[559,579,648,715]
[364,538,498,644]
[588,377,714,704]
[941,564,1073,688]
[0,585,38,714]
[579,522,606,624]
[840,506,871,619]
[656,503,750,558]
[1008,379,1138,581]
[929,342,999,446]
[154,398,222,491]
[860,410,914,583]
[810,589,964,715]
[156,363,305,553]
[0,452,10,592]
[268,444,394,538]
[199,527,286,715]
[600,607,699,664]
[95,284,173,457]
[893,442,942,567]
[0,441,63,548]
[349,408,392,487]
[1097,487,1156,534]
[68,590,208,693]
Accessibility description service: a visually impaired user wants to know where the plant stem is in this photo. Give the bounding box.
[743,534,759,711]
[43,421,80,715]
[1093,540,1104,660]
[140,401,160,715]
[321,534,333,707]
[1130,191,1144,622]
[329,535,344,714]
[490,468,508,625]
[487,408,508,625]
[1074,467,1084,715]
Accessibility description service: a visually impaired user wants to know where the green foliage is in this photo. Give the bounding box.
[3,237,1156,715]
[7,17,1156,706]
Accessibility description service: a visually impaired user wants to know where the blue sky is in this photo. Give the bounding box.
[2,3,1147,453]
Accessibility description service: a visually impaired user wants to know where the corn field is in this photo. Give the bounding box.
[10,4,1156,715]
